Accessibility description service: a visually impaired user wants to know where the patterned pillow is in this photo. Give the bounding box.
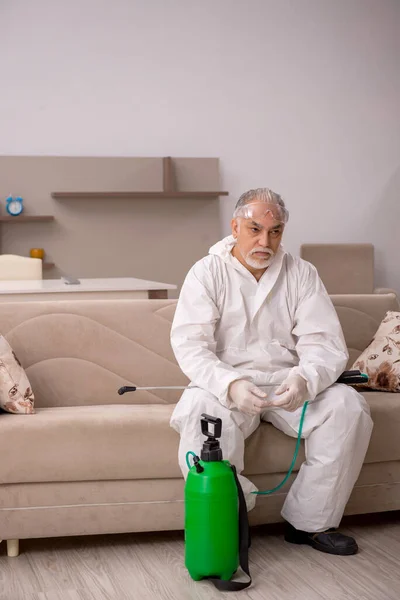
[0,336,35,414]
[352,311,400,392]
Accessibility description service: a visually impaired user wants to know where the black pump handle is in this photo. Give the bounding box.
[201,413,222,439]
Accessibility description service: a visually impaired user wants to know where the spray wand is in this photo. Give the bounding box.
[117,370,367,396]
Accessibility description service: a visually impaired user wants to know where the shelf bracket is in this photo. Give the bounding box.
[162,157,176,193]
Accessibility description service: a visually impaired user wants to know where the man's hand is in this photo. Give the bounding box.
[228,380,269,415]
[269,374,308,412]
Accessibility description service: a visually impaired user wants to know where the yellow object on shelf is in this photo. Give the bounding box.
[30,248,45,259]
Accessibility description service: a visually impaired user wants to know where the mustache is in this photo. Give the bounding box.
[250,247,274,257]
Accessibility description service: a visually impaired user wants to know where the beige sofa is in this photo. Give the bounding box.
[1,293,400,556]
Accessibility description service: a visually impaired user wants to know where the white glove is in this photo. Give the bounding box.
[228,380,268,416]
[269,374,308,412]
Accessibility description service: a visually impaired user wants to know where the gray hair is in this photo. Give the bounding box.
[233,187,289,222]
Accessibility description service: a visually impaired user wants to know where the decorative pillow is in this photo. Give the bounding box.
[352,311,400,392]
[0,336,35,413]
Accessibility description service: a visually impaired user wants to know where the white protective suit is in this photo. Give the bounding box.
[170,236,373,532]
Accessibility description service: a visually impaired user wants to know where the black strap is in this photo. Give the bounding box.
[208,464,252,591]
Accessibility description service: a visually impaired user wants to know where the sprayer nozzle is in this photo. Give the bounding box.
[193,455,204,473]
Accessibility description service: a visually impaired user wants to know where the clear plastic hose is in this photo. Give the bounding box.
[252,401,309,495]
[186,451,197,470]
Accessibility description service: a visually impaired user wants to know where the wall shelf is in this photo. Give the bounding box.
[52,191,228,199]
[0,215,55,265]
[51,157,229,200]
[0,215,54,222]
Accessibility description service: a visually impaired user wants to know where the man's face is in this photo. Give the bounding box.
[231,214,284,272]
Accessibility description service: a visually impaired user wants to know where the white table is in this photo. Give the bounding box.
[0,277,177,302]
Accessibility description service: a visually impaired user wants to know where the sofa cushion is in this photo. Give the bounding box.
[0,391,398,485]
[360,392,400,463]
[0,405,180,485]
[352,311,400,392]
[0,335,35,414]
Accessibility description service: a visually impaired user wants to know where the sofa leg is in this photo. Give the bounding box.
[7,539,19,557]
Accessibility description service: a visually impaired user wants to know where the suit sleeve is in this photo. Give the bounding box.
[289,262,349,401]
[170,260,242,406]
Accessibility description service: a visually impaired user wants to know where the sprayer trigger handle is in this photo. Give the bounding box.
[117,386,137,395]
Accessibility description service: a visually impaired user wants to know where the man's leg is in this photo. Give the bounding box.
[261,384,373,551]
[170,387,260,510]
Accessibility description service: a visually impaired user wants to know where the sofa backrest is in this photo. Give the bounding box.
[0,299,186,408]
[0,293,398,407]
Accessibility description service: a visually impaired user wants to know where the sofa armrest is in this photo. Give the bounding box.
[372,289,400,310]
[373,287,398,296]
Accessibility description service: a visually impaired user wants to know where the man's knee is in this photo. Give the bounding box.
[170,388,230,434]
[328,384,373,428]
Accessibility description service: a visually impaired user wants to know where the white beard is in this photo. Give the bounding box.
[243,248,275,269]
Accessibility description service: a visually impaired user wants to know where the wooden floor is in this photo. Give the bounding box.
[1,512,400,600]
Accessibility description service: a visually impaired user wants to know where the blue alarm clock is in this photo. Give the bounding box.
[6,195,24,216]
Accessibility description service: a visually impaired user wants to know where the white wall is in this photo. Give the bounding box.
[1,0,400,293]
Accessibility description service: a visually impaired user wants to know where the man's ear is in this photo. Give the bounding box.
[231,218,239,239]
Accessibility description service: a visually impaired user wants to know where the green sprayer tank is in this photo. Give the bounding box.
[185,414,239,582]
